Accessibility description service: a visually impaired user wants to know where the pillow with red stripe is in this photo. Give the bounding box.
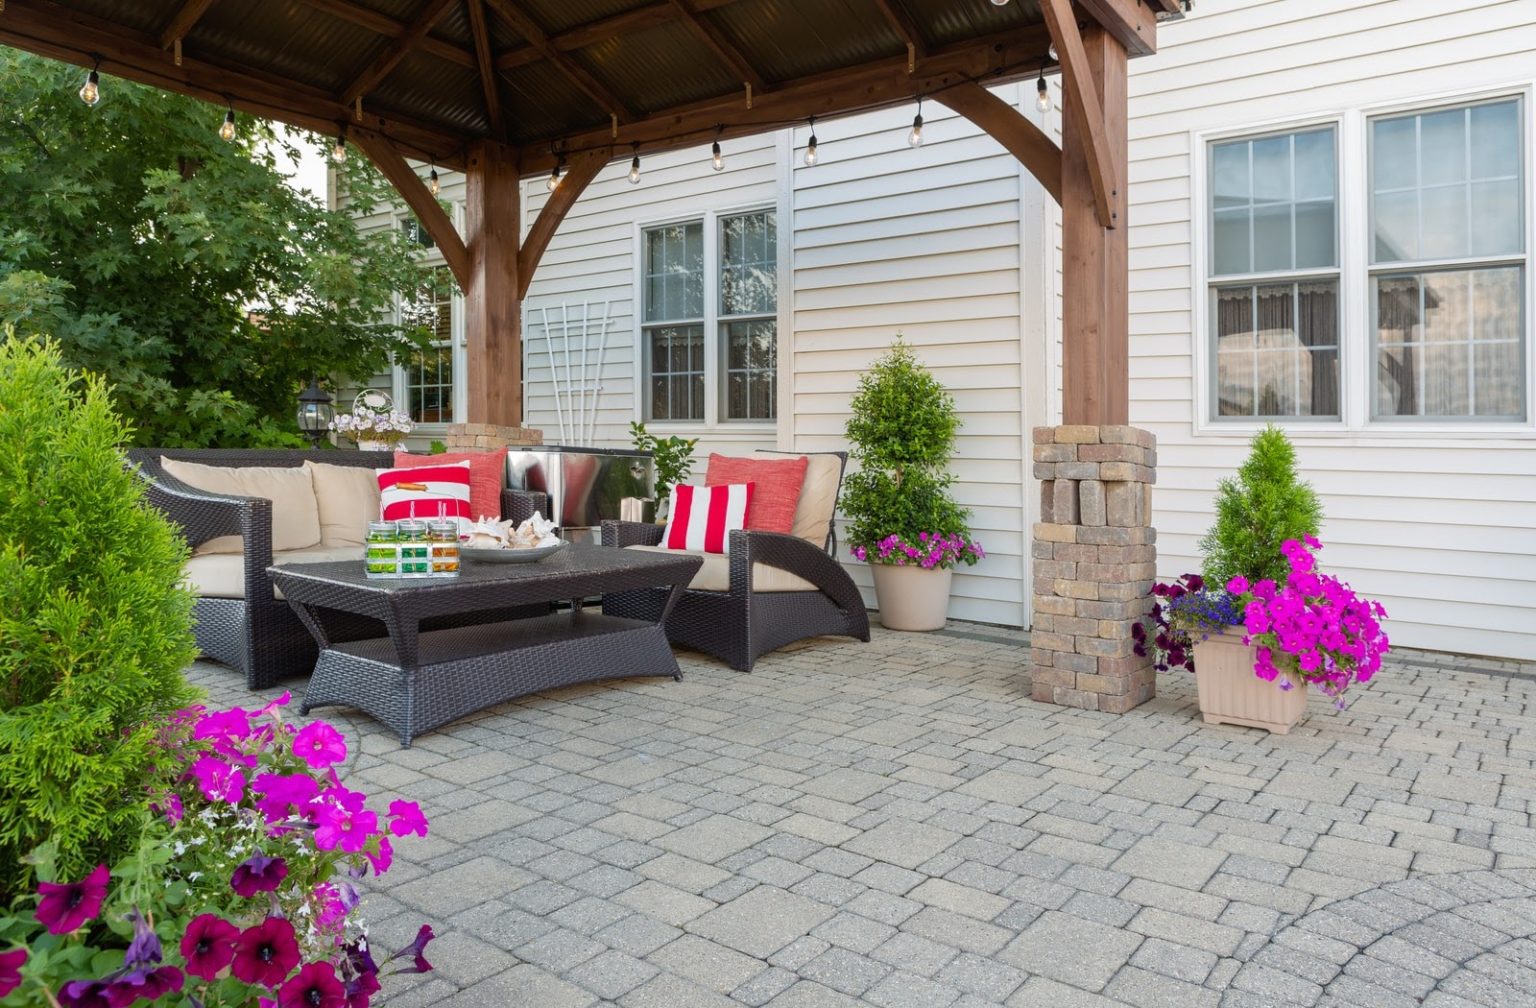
[663,483,753,554]
[378,461,472,531]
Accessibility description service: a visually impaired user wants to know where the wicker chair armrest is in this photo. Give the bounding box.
[601,519,665,547]
[501,489,550,525]
[129,464,277,599]
[730,530,862,609]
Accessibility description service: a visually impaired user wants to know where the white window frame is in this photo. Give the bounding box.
[391,204,465,432]
[1191,81,1536,438]
[632,203,780,431]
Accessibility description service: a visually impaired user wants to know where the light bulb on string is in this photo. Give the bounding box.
[711,134,725,172]
[628,143,641,185]
[332,131,347,164]
[908,99,924,148]
[1036,67,1052,114]
[78,58,101,106]
[547,154,564,192]
[989,0,1011,6]
[804,116,818,167]
[219,106,236,141]
[428,167,440,196]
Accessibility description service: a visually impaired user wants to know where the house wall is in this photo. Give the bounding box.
[1129,0,1536,659]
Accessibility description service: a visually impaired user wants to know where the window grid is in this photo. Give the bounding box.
[399,265,454,425]
[719,210,777,422]
[642,222,706,421]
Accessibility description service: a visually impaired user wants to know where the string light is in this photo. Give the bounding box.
[332,129,347,164]
[628,142,641,185]
[428,166,440,195]
[711,126,725,171]
[908,98,924,148]
[78,57,101,106]
[219,105,236,142]
[1036,64,1052,114]
[547,153,564,192]
[803,116,818,167]
[989,0,1011,6]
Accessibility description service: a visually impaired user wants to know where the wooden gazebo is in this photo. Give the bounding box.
[1,0,1180,430]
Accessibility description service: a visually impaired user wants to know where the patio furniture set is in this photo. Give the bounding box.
[129,448,870,745]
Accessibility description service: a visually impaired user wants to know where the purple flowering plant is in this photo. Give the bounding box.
[0,695,432,1007]
[850,532,984,570]
[1132,573,1243,673]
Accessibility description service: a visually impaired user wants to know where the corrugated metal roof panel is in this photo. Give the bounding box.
[498,60,610,143]
[370,50,490,135]
[195,3,368,95]
[524,0,641,37]
[908,0,1045,48]
[714,0,903,84]
[65,0,168,33]
[581,21,740,117]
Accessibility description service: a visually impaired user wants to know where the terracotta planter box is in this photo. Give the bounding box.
[870,564,952,631]
[1191,627,1308,734]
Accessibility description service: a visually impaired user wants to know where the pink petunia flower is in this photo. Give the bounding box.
[0,948,27,999]
[190,755,246,804]
[293,722,348,769]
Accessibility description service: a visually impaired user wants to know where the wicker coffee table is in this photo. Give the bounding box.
[268,544,702,746]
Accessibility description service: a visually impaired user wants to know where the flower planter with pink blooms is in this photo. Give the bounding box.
[0,696,434,1007]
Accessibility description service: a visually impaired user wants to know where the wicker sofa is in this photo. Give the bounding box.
[128,448,544,689]
[593,450,870,671]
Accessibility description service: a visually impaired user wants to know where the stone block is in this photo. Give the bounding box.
[1097,618,1141,640]
[1033,522,1079,544]
[1033,594,1075,617]
[1050,481,1079,525]
[1079,443,1149,465]
[1078,480,1106,527]
[1054,425,1102,444]
[1032,539,1054,560]
[1076,673,1129,695]
[1032,427,1056,444]
[1033,443,1078,463]
[1098,654,1151,677]
[1034,559,1077,581]
[1078,636,1136,659]
[1032,462,1057,482]
[1078,562,1130,583]
[1031,613,1055,633]
[1098,692,1143,714]
[1105,481,1143,528]
[1054,615,1099,637]
[1032,574,1058,596]
[1053,579,1100,601]
[1075,599,1135,620]
[1100,461,1156,484]
[1099,425,1155,449]
[1030,631,1075,653]
[1051,687,1097,708]
[1100,580,1154,602]
[1038,482,1054,524]
[1054,542,1098,562]
[1052,651,1098,674]
[1032,667,1074,689]
[1030,682,1055,703]
[1056,462,1101,481]
[1079,526,1151,546]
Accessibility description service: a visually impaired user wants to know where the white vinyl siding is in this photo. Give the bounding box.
[1130,0,1536,660]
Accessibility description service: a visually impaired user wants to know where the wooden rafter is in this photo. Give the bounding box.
[299,0,476,70]
[520,21,1052,175]
[465,0,506,140]
[1040,0,1117,228]
[342,0,456,106]
[518,149,610,300]
[495,0,736,72]
[352,132,471,287]
[158,0,215,50]
[667,0,765,94]
[869,0,926,60]
[1073,0,1158,58]
[482,0,634,119]
[933,82,1060,203]
[0,0,466,167]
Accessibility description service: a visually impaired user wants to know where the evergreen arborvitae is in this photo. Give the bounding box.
[1198,425,1323,589]
[0,334,198,903]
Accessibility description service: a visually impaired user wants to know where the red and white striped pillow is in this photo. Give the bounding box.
[663,483,753,554]
[378,461,472,530]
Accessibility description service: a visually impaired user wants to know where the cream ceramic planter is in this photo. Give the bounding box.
[1191,627,1308,734]
[357,439,392,452]
[870,564,952,631]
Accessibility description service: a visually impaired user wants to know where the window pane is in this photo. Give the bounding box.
[1212,281,1339,419]
[1210,127,1335,276]
[1294,201,1336,270]
[1212,209,1250,275]
[1251,135,1292,202]
[1372,266,1524,419]
[399,265,454,425]
[1372,115,1417,191]
[1294,130,1336,201]
[643,221,704,322]
[1470,180,1522,257]
[646,324,704,421]
[1211,142,1249,209]
[722,319,777,420]
[1471,101,1521,179]
[1373,190,1418,263]
[1419,107,1467,186]
[1252,203,1292,273]
[1420,185,1468,260]
[720,211,777,316]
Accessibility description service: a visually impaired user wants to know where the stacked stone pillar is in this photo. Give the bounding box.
[1030,425,1157,713]
[441,423,543,450]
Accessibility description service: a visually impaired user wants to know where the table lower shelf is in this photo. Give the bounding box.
[302,610,681,746]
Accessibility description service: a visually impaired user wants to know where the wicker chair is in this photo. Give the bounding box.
[594,450,870,671]
[128,449,544,690]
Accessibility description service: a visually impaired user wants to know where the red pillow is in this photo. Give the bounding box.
[664,483,753,554]
[393,450,503,519]
[378,462,472,529]
[705,454,809,535]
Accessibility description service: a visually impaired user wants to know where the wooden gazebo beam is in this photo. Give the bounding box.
[465,0,507,141]
[341,0,456,107]
[1042,0,1118,228]
[158,0,215,50]
[299,0,478,70]
[496,0,736,72]
[667,0,766,95]
[482,0,635,120]
[352,131,471,288]
[518,149,611,300]
[934,82,1060,204]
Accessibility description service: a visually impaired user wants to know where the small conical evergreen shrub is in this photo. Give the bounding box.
[0,334,198,903]
[1199,425,1323,589]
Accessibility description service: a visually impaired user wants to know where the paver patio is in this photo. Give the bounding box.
[187,624,1536,1007]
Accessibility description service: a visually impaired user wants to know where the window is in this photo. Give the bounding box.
[1209,127,1341,419]
[398,265,455,424]
[1369,99,1526,419]
[642,209,777,423]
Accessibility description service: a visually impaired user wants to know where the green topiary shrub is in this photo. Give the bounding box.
[1198,424,1324,589]
[0,333,198,904]
[840,337,980,567]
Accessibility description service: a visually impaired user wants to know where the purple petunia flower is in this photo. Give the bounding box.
[231,854,289,898]
[57,979,113,1008]
[387,800,429,838]
[231,917,301,988]
[103,965,183,1007]
[384,925,435,975]
[189,755,246,804]
[122,909,163,968]
[181,914,240,982]
[0,948,27,999]
[278,961,346,1008]
[293,722,347,769]
[35,864,109,935]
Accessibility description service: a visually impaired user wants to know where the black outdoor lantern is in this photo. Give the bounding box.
[296,378,334,447]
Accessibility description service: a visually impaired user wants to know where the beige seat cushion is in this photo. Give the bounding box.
[161,458,322,555]
[305,460,382,546]
[755,451,840,549]
[626,544,817,592]
[184,545,363,599]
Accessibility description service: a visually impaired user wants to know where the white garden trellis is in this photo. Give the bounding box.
[524,299,615,446]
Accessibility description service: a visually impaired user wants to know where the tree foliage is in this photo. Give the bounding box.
[0,51,437,447]
[839,337,971,552]
[0,335,199,903]
[1199,425,1324,589]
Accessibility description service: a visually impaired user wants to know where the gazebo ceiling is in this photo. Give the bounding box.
[0,0,1181,174]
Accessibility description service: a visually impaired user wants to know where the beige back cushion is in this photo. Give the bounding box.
[305,461,382,547]
[160,458,322,555]
[754,451,841,548]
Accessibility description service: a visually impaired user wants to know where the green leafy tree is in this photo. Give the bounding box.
[0,51,437,447]
[630,421,698,509]
[1199,425,1324,589]
[839,337,974,559]
[0,335,199,903]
